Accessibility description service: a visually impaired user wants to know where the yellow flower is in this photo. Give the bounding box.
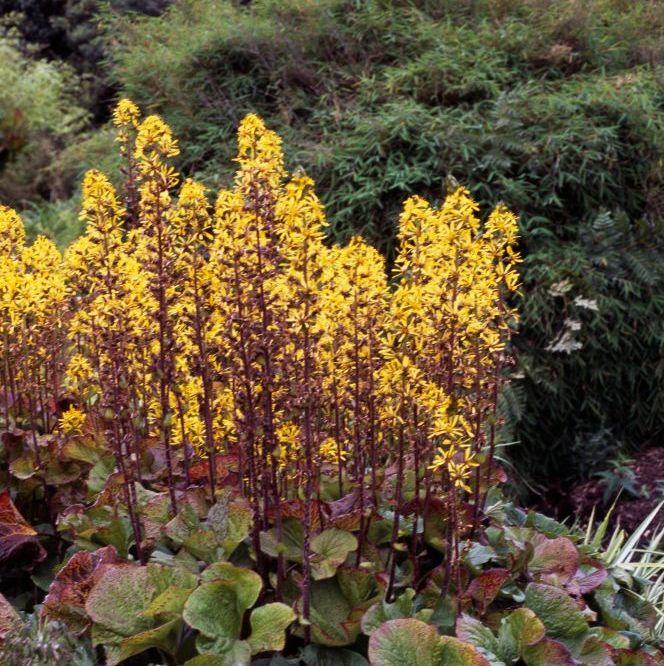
[59,406,86,434]
[112,98,141,128]
[319,437,348,465]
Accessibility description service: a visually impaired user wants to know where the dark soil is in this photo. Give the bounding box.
[569,447,664,539]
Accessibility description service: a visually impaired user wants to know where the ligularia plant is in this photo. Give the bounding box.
[0,100,535,664]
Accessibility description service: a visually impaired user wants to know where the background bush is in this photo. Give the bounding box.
[2,0,663,494]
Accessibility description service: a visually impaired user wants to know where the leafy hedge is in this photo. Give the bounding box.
[108,0,664,487]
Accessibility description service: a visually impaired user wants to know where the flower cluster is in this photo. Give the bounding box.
[0,100,519,622]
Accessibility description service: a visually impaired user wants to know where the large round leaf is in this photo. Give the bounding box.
[524,583,589,639]
[438,636,491,666]
[248,602,296,654]
[522,638,576,666]
[85,563,154,637]
[496,608,546,662]
[183,581,244,643]
[529,536,579,585]
[311,528,358,580]
[200,562,262,613]
[368,618,442,665]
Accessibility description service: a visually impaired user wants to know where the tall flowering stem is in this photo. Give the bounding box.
[133,115,181,515]
[0,99,522,637]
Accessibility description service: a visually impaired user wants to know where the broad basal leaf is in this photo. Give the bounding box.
[362,588,432,636]
[0,490,46,569]
[528,536,579,586]
[117,617,181,663]
[305,578,364,647]
[199,561,262,612]
[311,528,358,580]
[438,636,492,666]
[524,583,589,639]
[615,649,661,666]
[368,618,442,665]
[41,544,118,634]
[496,608,545,662]
[464,568,510,612]
[456,614,500,658]
[522,638,576,666]
[247,602,296,654]
[576,635,616,666]
[86,562,196,664]
[183,563,261,651]
[259,519,304,563]
[205,492,252,557]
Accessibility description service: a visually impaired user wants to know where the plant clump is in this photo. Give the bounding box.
[0,101,661,665]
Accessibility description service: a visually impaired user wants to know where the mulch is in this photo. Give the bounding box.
[568,446,664,539]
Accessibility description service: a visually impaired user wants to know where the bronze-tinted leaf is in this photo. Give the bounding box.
[615,648,660,666]
[529,536,579,585]
[0,593,21,643]
[41,545,118,634]
[465,568,510,613]
[0,490,46,569]
[567,558,607,596]
[522,638,576,666]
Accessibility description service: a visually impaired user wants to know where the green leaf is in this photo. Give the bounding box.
[248,602,296,655]
[86,563,196,665]
[577,635,616,666]
[362,589,432,636]
[86,564,154,638]
[497,608,546,662]
[524,583,589,638]
[591,627,630,649]
[205,493,253,556]
[117,617,181,662]
[184,657,228,666]
[183,581,245,642]
[9,455,36,479]
[200,562,262,612]
[438,636,492,665]
[140,585,193,621]
[615,649,661,666]
[305,578,363,647]
[191,639,252,665]
[368,618,442,665]
[311,528,358,580]
[95,516,133,559]
[62,436,106,465]
[595,582,657,633]
[336,567,383,609]
[524,511,570,538]
[183,566,261,647]
[301,644,370,665]
[166,502,202,545]
[522,638,576,666]
[465,543,497,569]
[259,520,304,563]
[183,528,222,563]
[456,614,500,657]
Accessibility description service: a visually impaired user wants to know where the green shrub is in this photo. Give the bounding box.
[107,0,664,489]
[0,35,89,203]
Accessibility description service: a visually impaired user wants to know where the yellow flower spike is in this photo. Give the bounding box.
[59,406,86,434]
[0,206,26,260]
[112,98,141,128]
[134,115,180,163]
